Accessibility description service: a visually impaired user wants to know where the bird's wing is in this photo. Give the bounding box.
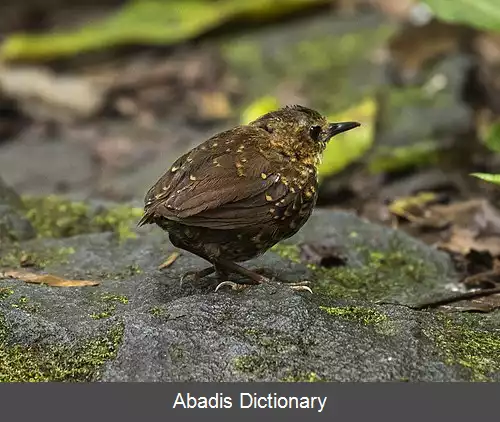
[139,127,302,229]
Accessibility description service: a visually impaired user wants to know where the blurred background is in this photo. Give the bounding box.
[0,0,500,233]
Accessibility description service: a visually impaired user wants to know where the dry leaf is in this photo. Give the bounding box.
[158,252,180,270]
[439,228,500,256]
[388,191,444,225]
[1,270,100,287]
[391,198,500,256]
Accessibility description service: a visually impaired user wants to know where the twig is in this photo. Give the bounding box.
[377,286,500,310]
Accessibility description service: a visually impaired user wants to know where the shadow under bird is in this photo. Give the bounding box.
[138,105,360,291]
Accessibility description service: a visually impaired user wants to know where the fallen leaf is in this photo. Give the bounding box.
[1,270,100,287]
[395,199,500,254]
[388,191,443,224]
[158,252,180,270]
[439,227,500,256]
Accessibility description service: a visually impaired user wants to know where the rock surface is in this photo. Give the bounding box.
[0,177,36,242]
[0,194,499,382]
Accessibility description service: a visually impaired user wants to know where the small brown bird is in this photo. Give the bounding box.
[138,105,360,291]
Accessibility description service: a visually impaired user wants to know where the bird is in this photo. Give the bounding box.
[138,105,360,291]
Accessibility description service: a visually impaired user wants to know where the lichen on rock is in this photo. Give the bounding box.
[0,316,124,382]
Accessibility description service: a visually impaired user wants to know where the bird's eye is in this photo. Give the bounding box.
[309,125,322,141]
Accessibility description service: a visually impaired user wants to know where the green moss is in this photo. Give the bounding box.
[270,244,301,263]
[425,316,500,382]
[125,264,142,275]
[0,246,75,269]
[232,329,318,380]
[282,372,322,382]
[149,306,164,317]
[271,242,436,300]
[83,263,143,281]
[0,287,14,300]
[21,195,142,241]
[319,305,387,326]
[317,249,434,300]
[101,293,129,305]
[10,295,40,314]
[0,315,124,381]
[89,293,129,320]
[169,345,185,363]
[92,206,143,242]
[233,355,264,373]
[89,311,114,320]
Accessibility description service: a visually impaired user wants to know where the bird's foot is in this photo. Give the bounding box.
[214,281,251,292]
[180,266,215,286]
[286,280,313,294]
[215,259,269,285]
[250,267,312,292]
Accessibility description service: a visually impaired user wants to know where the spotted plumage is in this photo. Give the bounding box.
[139,105,360,289]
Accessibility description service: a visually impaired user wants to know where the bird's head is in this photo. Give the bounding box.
[249,104,360,166]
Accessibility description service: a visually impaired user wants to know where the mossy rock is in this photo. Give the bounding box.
[0,208,498,381]
[0,177,36,242]
[21,195,143,241]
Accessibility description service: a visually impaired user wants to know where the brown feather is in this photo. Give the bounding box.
[140,126,289,228]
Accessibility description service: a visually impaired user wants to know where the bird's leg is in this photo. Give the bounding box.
[212,259,312,293]
[241,267,313,293]
[216,259,268,284]
[252,267,282,281]
[213,259,269,291]
[180,266,215,285]
[174,243,217,286]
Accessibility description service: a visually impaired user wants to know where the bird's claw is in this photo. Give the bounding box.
[214,281,250,292]
[290,285,313,294]
[180,271,197,287]
[288,280,313,294]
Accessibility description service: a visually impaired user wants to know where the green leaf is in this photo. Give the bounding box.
[240,96,280,124]
[480,122,500,153]
[318,97,376,180]
[422,0,500,31]
[0,0,328,61]
[471,173,500,185]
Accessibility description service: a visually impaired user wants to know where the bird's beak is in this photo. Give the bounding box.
[327,121,361,139]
